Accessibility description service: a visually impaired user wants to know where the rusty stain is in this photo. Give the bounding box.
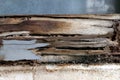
[0,20,71,34]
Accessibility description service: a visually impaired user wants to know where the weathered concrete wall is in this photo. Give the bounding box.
[0,64,119,80]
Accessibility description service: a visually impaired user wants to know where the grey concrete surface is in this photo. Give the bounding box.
[0,0,117,15]
[0,64,120,80]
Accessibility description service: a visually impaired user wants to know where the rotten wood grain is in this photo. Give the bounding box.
[35,48,107,56]
[0,15,119,57]
[0,18,114,35]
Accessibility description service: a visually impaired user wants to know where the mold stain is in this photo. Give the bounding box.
[0,39,49,61]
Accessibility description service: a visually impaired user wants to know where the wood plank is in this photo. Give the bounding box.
[0,18,114,35]
[52,38,117,48]
[0,15,119,56]
[2,34,113,41]
[34,48,107,56]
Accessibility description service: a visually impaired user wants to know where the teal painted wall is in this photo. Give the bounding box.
[0,0,117,15]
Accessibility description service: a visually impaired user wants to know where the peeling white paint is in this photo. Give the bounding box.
[0,40,49,61]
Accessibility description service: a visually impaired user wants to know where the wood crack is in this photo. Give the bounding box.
[0,15,119,62]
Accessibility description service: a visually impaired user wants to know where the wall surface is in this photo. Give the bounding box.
[0,0,117,15]
[0,64,119,80]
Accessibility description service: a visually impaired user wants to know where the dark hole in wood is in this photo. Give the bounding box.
[56,47,105,50]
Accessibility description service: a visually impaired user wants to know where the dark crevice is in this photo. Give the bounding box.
[0,15,114,21]
[30,34,80,37]
[0,54,120,66]
[111,21,119,41]
[56,47,104,50]
[110,46,120,53]
[110,21,120,53]
[35,46,51,50]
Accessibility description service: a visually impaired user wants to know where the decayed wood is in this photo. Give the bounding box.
[0,31,29,37]
[32,38,114,55]
[52,38,117,47]
[117,22,120,46]
[35,48,107,56]
[3,35,113,41]
[0,18,26,24]
[0,18,114,35]
[0,15,119,56]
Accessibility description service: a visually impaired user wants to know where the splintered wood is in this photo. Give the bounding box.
[0,14,119,58]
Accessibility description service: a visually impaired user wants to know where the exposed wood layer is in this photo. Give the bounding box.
[36,48,107,55]
[0,15,119,61]
[0,19,114,35]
